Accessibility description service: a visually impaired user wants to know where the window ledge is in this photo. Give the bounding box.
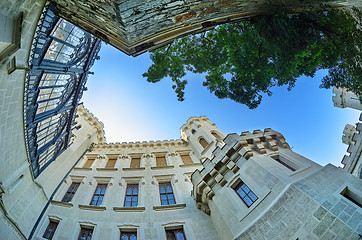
[96,167,118,171]
[201,141,214,155]
[78,204,106,211]
[180,163,202,167]
[151,166,174,170]
[123,167,145,171]
[74,167,92,171]
[289,165,311,177]
[153,203,186,211]
[51,200,73,208]
[113,206,145,212]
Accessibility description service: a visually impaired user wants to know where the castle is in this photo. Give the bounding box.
[0,0,361,239]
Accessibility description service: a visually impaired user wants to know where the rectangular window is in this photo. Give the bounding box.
[43,220,58,239]
[130,157,141,168]
[90,184,107,206]
[83,159,95,168]
[233,180,258,207]
[341,187,362,208]
[180,154,193,165]
[120,231,137,240]
[62,182,80,202]
[156,156,167,167]
[78,227,93,240]
[159,182,176,205]
[271,155,296,171]
[165,228,186,240]
[124,184,139,207]
[106,159,117,168]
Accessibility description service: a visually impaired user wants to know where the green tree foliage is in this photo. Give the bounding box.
[143,7,362,109]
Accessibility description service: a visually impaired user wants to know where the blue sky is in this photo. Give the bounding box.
[82,43,360,167]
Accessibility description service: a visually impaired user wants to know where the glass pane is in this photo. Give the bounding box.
[124,201,131,207]
[132,196,138,202]
[243,196,252,207]
[126,196,132,202]
[160,187,166,193]
[126,188,133,195]
[175,231,185,240]
[98,196,103,205]
[241,184,249,193]
[121,235,128,240]
[101,186,106,194]
[237,188,246,198]
[95,187,101,194]
[169,199,176,204]
[249,192,258,201]
[131,201,138,207]
[161,200,168,205]
[133,188,138,195]
[166,186,173,193]
[130,234,137,240]
[161,195,167,200]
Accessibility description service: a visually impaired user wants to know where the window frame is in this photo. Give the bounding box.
[159,182,176,206]
[233,180,258,208]
[42,220,59,240]
[62,182,80,202]
[165,228,186,240]
[90,184,107,206]
[120,230,137,240]
[124,184,139,207]
[78,227,93,240]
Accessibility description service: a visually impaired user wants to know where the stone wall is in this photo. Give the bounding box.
[33,141,219,239]
[0,0,45,238]
[236,184,361,240]
[51,0,362,56]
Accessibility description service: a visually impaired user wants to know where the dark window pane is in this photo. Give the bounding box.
[166,186,173,193]
[249,192,258,201]
[43,221,58,239]
[124,184,139,207]
[241,184,249,193]
[90,184,107,206]
[62,182,80,202]
[169,199,176,204]
[233,180,258,208]
[161,200,168,205]
[78,228,93,240]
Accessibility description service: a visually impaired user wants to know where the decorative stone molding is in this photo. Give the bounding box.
[113,206,145,212]
[78,204,106,211]
[51,200,73,208]
[153,203,186,211]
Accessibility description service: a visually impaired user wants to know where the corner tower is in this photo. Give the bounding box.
[180,116,226,162]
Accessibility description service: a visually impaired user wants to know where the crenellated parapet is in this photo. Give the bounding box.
[92,139,186,150]
[76,104,106,144]
[341,113,362,178]
[333,87,362,111]
[191,129,290,215]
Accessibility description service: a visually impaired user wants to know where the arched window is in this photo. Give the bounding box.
[199,137,209,149]
[191,129,196,134]
[211,132,222,139]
